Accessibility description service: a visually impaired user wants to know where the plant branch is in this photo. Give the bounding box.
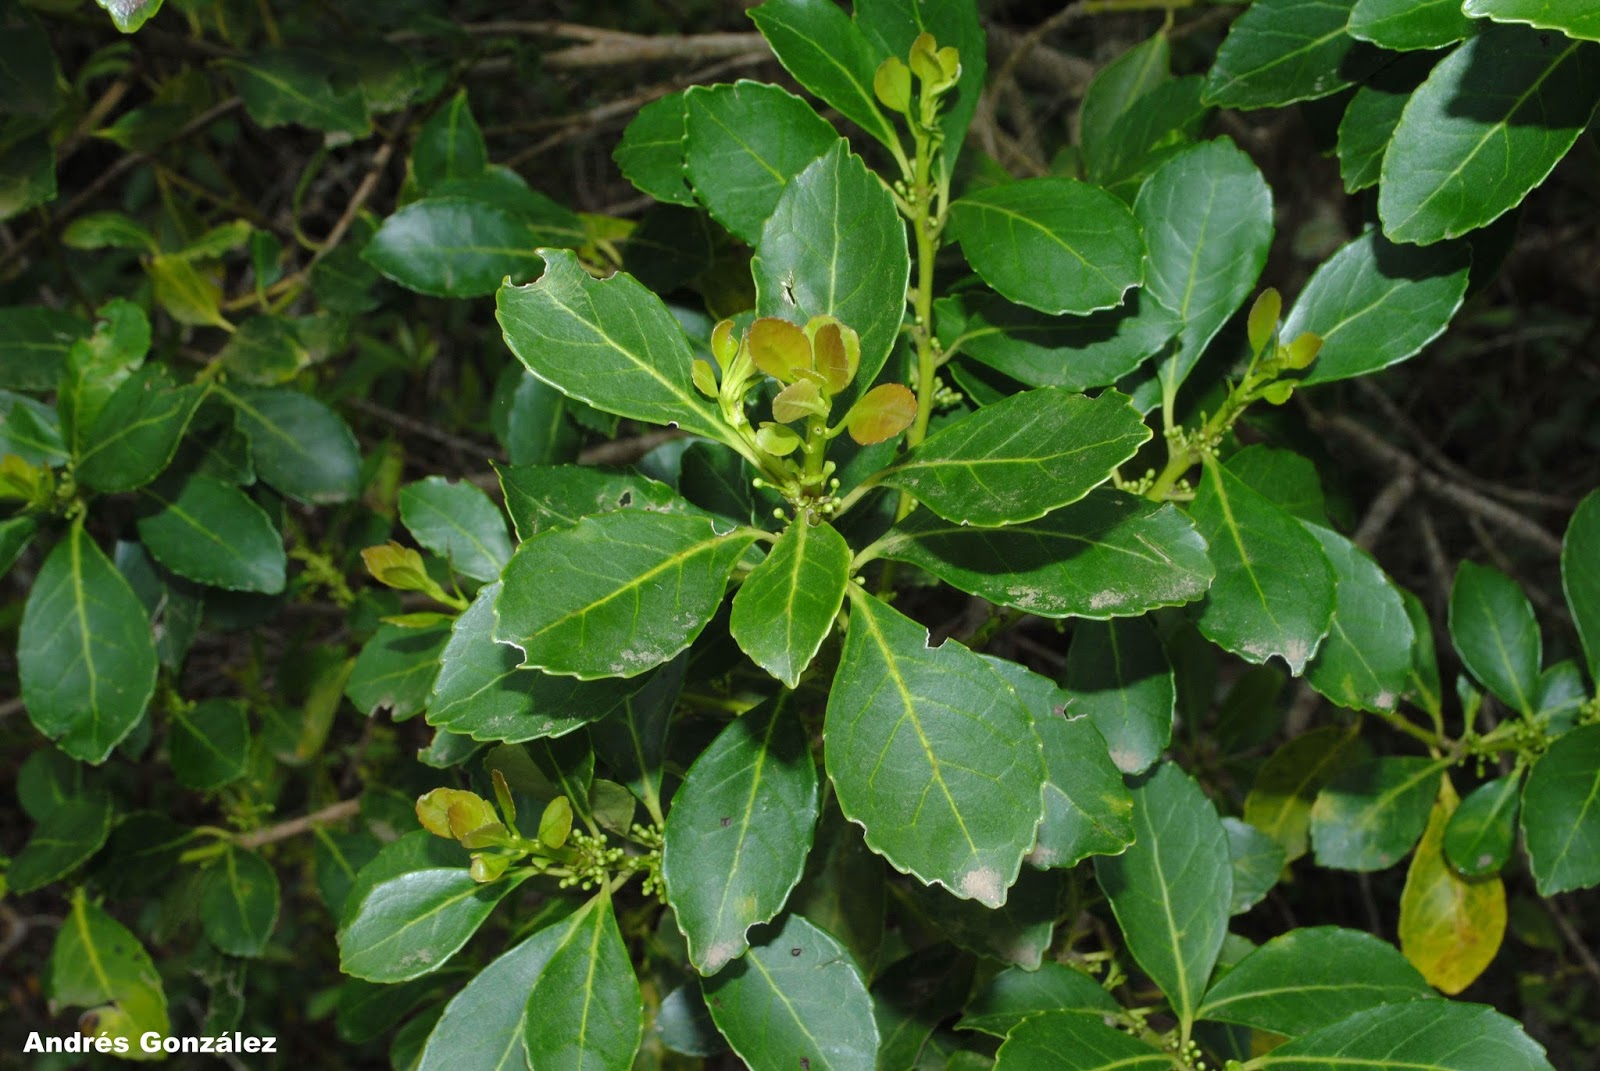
[236,799,361,849]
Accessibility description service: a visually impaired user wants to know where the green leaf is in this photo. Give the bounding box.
[1337,73,1417,195]
[522,894,642,1071]
[1224,816,1285,915]
[413,90,487,191]
[957,963,1120,1037]
[1521,724,1600,895]
[18,522,158,763]
[136,476,286,593]
[0,132,56,224]
[877,388,1148,526]
[1062,616,1174,775]
[0,391,66,465]
[1443,776,1519,879]
[225,47,371,135]
[1196,926,1435,1035]
[876,489,1210,621]
[752,140,908,408]
[729,518,851,688]
[1252,1001,1554,1071]
[1449,561,1542,715]
[0,305,88,390]
[0,2,60,115]
[1311,756,1447,871]
[587,657,684,824]
[495,510,757,679]
[95,0,164,33]
[1094,762,1231,1031]
[75,367,204,492]
[1189,459,1336,675]
[1463,0,1600,42]
[62,211,159,253]
[494,462,681,541]
[416,921,569,1071]
[0,515,36,577]
[1399,781,1506,994]
[432,168,585,248]
[1030,713,1135,868]
[218,314,306,385]
[1244,724,1364,862]
[994,1011,1169,1071]
[749,0,899,153]
[948,179,1145,316]
[1561,489,1600,684]
[364,197,545,298]
[826,590,1046,907]
[199,848,280,957]
[1133,140,1272,409]
[1204,0,1367,109]
[1379,27,1600,245]
[339,868,526,982]
[662,696,820,974]
[702,913,877,1071]
[59,300,151,456]
[1349,0,1475,50]
[347,624,449,722]
[1288,230,1471,385]
[398,477,513,584]
[683,81,837,245]
[227,385,361,504]
[871,944,974,1071]
[1092,77,1212,196]
[1301,525,1415,712]
[7,793,113,894]
[1079,33,1171,175]
[909,867,1063,970]
[615,92,695,207]
[1225,445,1327,524]
[50,891,170,1056]
[169,698,252,790]
[498,248,731,443]
[787,806,885,973]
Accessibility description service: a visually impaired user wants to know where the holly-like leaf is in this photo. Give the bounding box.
[1095,763,1231,1032]
[1252,1001,1554,1071]
[994,1011,1170,1071]
[494,462,680,541]
[749,0,899,152]
[1443,775,1521,878]
[363,197,545,298]
[137,476,286,594]
[1561,489,1600,684]
[226,385,361,504]
[1301,525,1415,712]
[1311,757,1448,871]
[398,477,513,584]
[495,511,757,679]
[1399,781,1506,994]
[875,388,1149,526]
[1288,230,1471,385]
[1521,724,1600,895]
[1062,615,1175,775]
[948,178,1145,316]
[18,522,158,763]
[825,590,1045,907]
[1349,0,1475,50]
[199,848,280,958]
[1204,0,1367,109]
[1449,561,1542,715]
[1244,724,1364,862]
[1463,0,1600,43]
[662,697,820,974]
[1379,27,1600,245]
[339,868,526,982]
[729,518,851,688]
[522,894,642,1071]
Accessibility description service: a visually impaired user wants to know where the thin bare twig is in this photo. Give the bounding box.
[1353,472,1416,551]
[236,799,361,849]
[1546,897,1600,989]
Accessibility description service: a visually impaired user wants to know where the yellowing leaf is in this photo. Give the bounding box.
[1399,778,1506,994]
[845,382,916,445]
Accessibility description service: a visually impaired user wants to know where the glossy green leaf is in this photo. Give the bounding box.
[1463,0,1600,42]
[957,963,1120,1037]
[1225,445,1327,524]
[1095,763,1231,1029]
[826,590,1045,907]
[416,921,568,1071]
[1337,78,1413,195]
[1449,561,1542,715]
[62,211,159,252]
[1,1,61,114]
[877,388,1148,526]
[702,914,877,1071]
[50,891,170,1055]
[495,510,757,679]
[1204,0,1366,108]
[788,807,885,973]
[1244,725,1364,862]
[364,198,544,298]
[1521,724,1600,895]
[227,385,361,504]
[1289,230,1471,385]
[1092,77,1211,196]
[615,92,695,206]
[218,314,306,385]
[7,793,113,894]
[1190,459,1336,675]
[398,477,513,584]
[494,462,680,541]
[0,305,88,390]
[18,523,158,763]
[871,944,973,1071]
[1349,0,1474,50]
[1302,525,1415,712]
[994,1011,1169,1071]
[911,866,1063,970]
[683,81,836,245]
[339,868,525,982]
[136,476,286,593]
[875,489,1211,621]
[948,179,1144,316]
[0,515,36,577]
[1380,28,1600,244]
[729,518,850,688]
[663,697,820,974]
[1253,1001,1554,1071]
[523,894,642,1071]
[59,300,150,456]
[76,367,203,491]
[346,624,449,722]
[413,89,486,191]
[1224,816,1285,915]
[1197,926,1435,1035]
[224,47,371,135]
[1311,756,1446,871]
[1443,776,1520,878]
[169,698,251,790]
[1079,33,1171,174]
[749,0,899,152]
[199,848,280,957]
[752,140,908,407]
[1062,616,1174,775]
[1561,489,1600,683]
[587,657,684,824]
[498,249,731,443]
[1029,713,1135,868]
[1133,140,1272,408]
[432,168,585,248]
[0,391,65,466]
